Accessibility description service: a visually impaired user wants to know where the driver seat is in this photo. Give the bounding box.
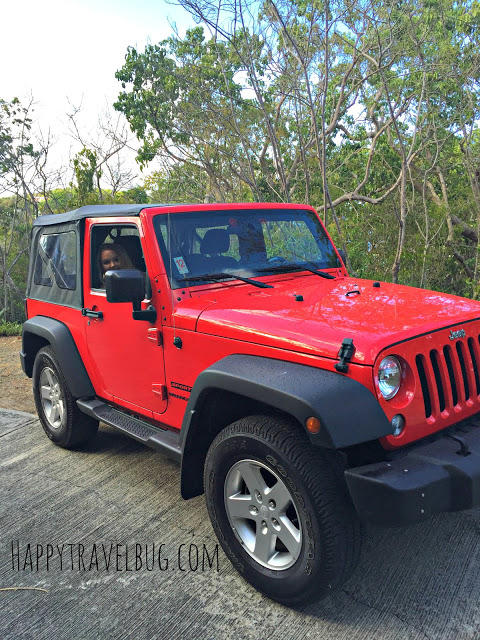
[200,229,238,271]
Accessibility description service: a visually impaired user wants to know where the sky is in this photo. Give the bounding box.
[1,0,197,184]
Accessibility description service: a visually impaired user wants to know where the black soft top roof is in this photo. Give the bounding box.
[33,204,170,227]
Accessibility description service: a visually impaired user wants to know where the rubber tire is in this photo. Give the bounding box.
[33,346,98,448]
[204,415,363,606]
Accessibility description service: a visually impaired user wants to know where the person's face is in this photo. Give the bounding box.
[101,248,122,274]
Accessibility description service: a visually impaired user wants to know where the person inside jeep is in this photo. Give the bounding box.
[97,243,134,282]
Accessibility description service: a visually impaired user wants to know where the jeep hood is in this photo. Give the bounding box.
[188,276,480,365]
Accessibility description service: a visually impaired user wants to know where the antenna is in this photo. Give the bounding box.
[167,211,177,342]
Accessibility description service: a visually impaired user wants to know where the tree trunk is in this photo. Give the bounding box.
[391,164,407,283]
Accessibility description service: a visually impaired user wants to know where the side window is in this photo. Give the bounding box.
[34,252,52,287]
[91,225,150,296]
[34,231,77,290]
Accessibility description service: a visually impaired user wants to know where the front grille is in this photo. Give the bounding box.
[415,332,480,419]
[468,337,480,395]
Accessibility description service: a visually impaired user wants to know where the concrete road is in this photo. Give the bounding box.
[1,408,480,640]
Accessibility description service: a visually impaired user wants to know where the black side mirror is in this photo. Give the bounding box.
[104,270,157,323]
[105,269,144,303]
[338,249,346,264]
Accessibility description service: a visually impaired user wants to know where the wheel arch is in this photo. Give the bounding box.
[22,316,95,398]
[180,354,392,499]
[181,387,299,499]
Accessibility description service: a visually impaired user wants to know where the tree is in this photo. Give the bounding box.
[0,96,56,321]
[112,0,479,294]
[67,103,139,202]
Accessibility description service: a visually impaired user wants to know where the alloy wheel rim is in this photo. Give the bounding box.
[224,459,303,570]
[39,367,65,430]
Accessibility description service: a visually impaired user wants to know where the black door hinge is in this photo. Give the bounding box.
[334,338,355,373]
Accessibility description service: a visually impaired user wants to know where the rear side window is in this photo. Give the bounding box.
[34,231,77,290]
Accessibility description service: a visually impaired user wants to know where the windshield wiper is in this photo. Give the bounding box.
[257,262,336,280]
[177,273,274,289]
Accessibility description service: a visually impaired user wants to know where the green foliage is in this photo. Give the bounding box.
[0,97,43,322]
[116,187,149,204]
[41,188,78,214]
[0,321,22,336]
[113,0,480,297]
[0,97,37,177]
[72,148,101,205]
[114,43,180,169]
[3,0,480,315]
[115,28,277,201]
[144,166,207,203]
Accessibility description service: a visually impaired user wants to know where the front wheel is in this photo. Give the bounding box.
[33,346,98,448]
[204,415,363,606]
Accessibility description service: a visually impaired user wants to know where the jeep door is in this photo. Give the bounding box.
[82,218,167,416]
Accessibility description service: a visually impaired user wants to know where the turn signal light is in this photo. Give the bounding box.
[306,417,321,434]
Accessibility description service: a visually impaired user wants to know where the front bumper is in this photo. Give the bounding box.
[345,416,480,526]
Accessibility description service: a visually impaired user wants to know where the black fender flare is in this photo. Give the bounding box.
[21,316,95,398]
[180,354,392,499]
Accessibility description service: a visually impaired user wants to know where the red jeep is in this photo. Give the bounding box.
[21,202,480,605]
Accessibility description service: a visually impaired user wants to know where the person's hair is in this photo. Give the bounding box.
[97,242,134,282]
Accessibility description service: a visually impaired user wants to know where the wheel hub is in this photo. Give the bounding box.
[39,367,65,430]
[224,459,302,570]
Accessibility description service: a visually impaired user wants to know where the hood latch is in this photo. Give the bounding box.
[334,338,355,373]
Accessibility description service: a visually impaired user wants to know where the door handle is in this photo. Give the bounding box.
[82,308,104,319]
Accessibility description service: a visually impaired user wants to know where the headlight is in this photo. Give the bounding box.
[378,356,401,399]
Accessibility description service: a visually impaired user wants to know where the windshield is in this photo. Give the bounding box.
[153,208,341,289]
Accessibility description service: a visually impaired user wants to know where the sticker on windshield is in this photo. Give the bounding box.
[174,256,189,274]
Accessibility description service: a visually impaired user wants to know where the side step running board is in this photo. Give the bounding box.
[76,398,181,462]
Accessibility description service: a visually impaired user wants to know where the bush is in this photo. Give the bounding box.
[0,322,22,336]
